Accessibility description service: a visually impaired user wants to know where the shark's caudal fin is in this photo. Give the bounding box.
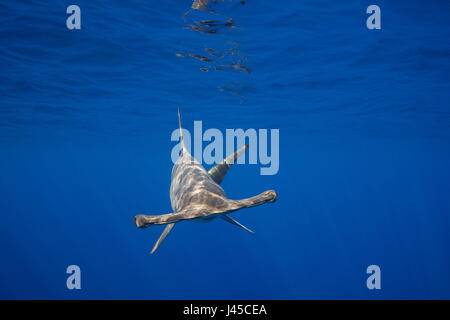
[178,108,187,154]
[143,109,185,255]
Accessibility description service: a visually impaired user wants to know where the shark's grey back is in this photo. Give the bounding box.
[170,151,226,213]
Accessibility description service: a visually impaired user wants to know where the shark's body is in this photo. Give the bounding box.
[134,110,277,253]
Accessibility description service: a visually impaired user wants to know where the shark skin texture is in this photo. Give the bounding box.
[134,110,277,254]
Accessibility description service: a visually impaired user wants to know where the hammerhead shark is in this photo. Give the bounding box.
[134,110,277,253]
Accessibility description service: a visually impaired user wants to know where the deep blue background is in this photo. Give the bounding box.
[1,1,449,299]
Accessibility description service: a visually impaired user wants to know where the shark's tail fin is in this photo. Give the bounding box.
[178,108,187,154]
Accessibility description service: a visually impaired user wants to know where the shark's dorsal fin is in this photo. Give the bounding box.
[208,144,257,233]
[208,144,248,184]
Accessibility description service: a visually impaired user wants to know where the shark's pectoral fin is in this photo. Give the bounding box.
[220,214,255,233]
[208,144,248,184]
[150,223,175,254]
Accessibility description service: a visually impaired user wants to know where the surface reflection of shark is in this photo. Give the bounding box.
[192,0,246,12]
[192,0,210,11]
[134,110,277,254]
[178,0,250,96]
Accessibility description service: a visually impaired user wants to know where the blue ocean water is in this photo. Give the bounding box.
[1,0,450,299]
